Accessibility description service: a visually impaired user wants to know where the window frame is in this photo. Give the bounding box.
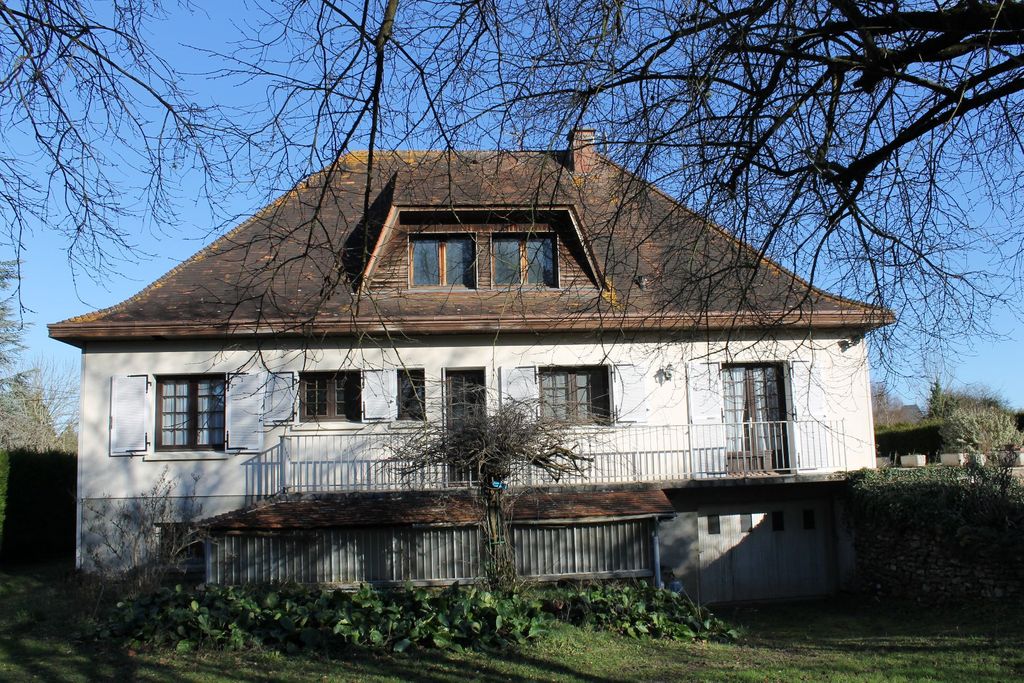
[445,368,487,425]
[298,371,362,423]
[154,375,226,451]
[408,234,477,288]
[537,365,611,424]
[491,233,559,288]
[397,368,427,421]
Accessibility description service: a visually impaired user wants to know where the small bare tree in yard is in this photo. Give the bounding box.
[392,402,591,592]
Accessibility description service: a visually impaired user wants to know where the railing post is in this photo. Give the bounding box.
[279,434,289,494]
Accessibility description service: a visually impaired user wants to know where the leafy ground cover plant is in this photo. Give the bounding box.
[98,581,736,654]
[541,583,738,642]
[100,582,550,653]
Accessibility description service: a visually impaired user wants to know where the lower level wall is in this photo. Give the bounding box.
[207,519,654,585]
[854,525,1024,601]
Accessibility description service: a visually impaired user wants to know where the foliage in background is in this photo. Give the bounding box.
[540,583,737,642]
[0,450,7,553]
[939,405,1024,456]
[927,381,1012,421]
[845,467,1024,554]
[874,420,944,458]
[0,450,76,563]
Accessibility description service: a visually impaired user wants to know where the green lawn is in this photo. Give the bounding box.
[1,562,1022,682]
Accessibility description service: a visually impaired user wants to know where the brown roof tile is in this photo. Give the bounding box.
[50,149,892,342]
[201,489,676,532]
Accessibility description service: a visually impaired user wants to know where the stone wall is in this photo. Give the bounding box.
[854,524,1024,601]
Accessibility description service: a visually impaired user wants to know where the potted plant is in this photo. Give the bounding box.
[939,452,968,467]
[899,453,927,467]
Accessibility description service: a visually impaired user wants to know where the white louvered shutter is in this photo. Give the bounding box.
[686,362,727,477]
[263,372,297,425]
[613,364,649,423]
[790,360,828,421]
[110,375,150,455]
[225,373,264,453]
[500,366,538,406]
[686,361,723,424]
[362,369,397,421]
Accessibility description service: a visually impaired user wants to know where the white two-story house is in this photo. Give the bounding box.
[50,131,890,603]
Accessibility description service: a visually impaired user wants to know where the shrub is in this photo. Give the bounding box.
[541,583,737,642]
[874,419,943,458]
[845,467,1024,541]
[939,405,1023,456]
[101,583,551,653]
[0,449,76,563]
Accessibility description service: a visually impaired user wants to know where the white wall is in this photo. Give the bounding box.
[75,329,875,550]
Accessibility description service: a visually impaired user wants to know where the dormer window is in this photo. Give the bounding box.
[493,234,557,287]
[410,235,476,288]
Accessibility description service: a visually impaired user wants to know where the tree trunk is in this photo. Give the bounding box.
[482,487,516,592]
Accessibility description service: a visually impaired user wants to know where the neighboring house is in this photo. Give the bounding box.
[50,130,891,603]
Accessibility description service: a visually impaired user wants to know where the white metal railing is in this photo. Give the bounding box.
[249,420,847,496]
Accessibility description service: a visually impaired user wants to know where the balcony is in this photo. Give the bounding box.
[245,420,848,497]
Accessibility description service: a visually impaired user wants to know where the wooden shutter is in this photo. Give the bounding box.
[500,366,538,405]
[686,361,722,424]
[789,360,828,421]
[226,373,264,453]
[612,364,649,423]
[362,369,397,421]
[263,372,297,425]
[110,375,150,455]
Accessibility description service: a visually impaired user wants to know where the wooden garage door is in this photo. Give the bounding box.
[697,501,834,603]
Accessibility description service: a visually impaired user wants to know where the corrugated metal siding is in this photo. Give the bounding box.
[208,519,653,585]
[513,520,651,578]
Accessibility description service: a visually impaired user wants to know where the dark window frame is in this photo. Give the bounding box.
[299,371,362,422]
[155,375,226,451]
[445,368,487,425]
[538,366,611,424]
[491,233,558,288]
[397,368,427,421]
[408,234,477,288]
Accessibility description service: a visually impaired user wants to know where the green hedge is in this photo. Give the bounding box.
[874,419,944,458]
[846,466,1024,537]
[0,450,8,553]
[0,449,76,564]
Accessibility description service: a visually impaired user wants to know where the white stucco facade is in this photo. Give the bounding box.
[74,327,876,566]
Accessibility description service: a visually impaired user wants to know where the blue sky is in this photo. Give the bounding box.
[2,3,1022,411]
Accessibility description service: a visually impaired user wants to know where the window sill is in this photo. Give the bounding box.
[144,450,231,462]
[290,422,366,433]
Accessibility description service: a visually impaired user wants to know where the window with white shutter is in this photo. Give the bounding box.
[686,361,723,424]
[362,369,398,421]
[500,366,539,410]
[264,372,298,425]
[110,375,150,455]
[225,373,264,453]
[612,364,649,423]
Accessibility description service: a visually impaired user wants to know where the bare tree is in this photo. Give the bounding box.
[212,0,1024,370]
[391,400,590,591]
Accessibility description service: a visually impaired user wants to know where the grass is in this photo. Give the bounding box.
[1,562,1023,682]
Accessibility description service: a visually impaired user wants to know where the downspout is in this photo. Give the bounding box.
[652,520,663,589]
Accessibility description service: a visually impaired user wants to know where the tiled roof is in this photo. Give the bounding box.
[201,489,676,532]
[50,149,891,342]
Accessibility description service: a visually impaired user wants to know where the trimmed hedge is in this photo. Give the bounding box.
[845,466,1024,539]
[0,449,76,563]
[874,419,943,458]
[0,450,8,553]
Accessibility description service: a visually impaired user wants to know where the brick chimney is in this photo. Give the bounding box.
[568,128,597,174]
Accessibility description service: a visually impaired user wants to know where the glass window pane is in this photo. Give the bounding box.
[540,370,569,420]
[412,239,440,286]
[160,380,189,447]
[493,237,521,285]
[398,370,425,420]
[445,238,475,287]
[196,379,225,446]
[335,372,362,421]
[526,236,556,286]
